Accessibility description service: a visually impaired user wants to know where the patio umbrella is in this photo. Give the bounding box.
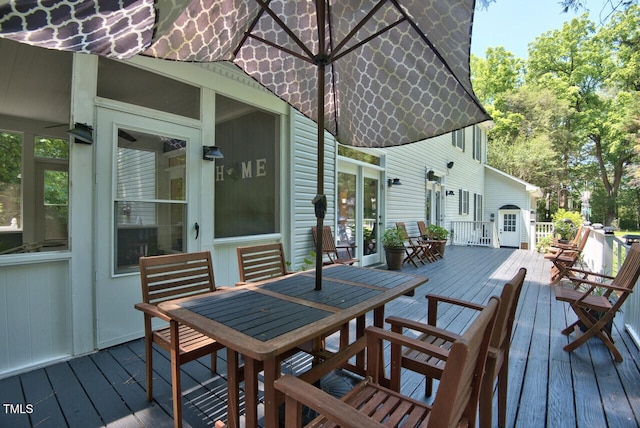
[1,0,491,289]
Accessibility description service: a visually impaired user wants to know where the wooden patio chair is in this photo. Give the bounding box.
[236,242,292,284]
[386,267,526,428]
[547,224,584,254]
[273,297,500,428]
[417,220,443,260]
[311,226,358,265]
[554,243,640,362]
[237,242,326,356]
[396,221,430,266]
[135,251,225,428]
[544,227,590,285]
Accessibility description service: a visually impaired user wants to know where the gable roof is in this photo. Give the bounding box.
[485,165,543,197]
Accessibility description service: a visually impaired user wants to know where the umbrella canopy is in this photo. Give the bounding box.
[1,0,490,288]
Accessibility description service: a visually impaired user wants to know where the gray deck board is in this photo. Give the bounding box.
[1,246,639,427]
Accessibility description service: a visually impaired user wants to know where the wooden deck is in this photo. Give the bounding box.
[2,246,640,427]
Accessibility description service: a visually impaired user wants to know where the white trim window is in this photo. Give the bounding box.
[452,129,465,151]
[458,189,470,215]
[474,193,483,221]
[472,126,482,161]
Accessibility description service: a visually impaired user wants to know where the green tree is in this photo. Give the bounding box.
[525,11,638,224]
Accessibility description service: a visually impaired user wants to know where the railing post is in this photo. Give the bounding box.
[603,232,615,277]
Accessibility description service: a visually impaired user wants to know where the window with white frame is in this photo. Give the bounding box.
[472,126,482,161]
[114,131,187,273]
[474,193,483,221]
[214,95,280,238]
[0,132,70,254]
[452,129,465,151]
[458,189,470,215]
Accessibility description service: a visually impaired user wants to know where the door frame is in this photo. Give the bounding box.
[94,107,202,348]
[337,159,385,266]
[498,209,521,248]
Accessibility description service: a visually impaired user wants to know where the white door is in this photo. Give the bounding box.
[337,161,384,266]
[498,210,521,248]
[95,108,201,348]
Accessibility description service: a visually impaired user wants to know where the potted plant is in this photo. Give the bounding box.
[382,226,405,270]
[425,224,449,257]
[363,226,376,255]
[552,209,583,243]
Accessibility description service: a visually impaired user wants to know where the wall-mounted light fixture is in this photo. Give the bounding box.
[446,161,454,169]
[490,213,495,222]
[445,190,455,196]
[426,169,435,181]
[68,123,94,144]
[387,178,402,187]
[202,146,224,160]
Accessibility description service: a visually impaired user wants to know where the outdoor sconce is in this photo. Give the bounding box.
[426,170,435,181]
[68,123,94,144]
[202,146,224,160]
[490,213,495,222]
[387,178,402,187]
[447,161,454,169]
[446,190,455,196]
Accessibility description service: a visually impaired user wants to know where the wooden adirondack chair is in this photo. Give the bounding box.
[274,297,500,428]
[555,243,640,362]
[387,267,527,428]
[544,227,590,285]
[135,251,225,428]
[311,226,358,265]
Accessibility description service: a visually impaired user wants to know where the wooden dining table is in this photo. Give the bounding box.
[158,264,428,428]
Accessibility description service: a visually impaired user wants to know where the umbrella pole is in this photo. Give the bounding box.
[314,60,325,291]
[314,0,326,291]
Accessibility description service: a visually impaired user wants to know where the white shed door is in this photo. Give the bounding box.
[498,210,520,248]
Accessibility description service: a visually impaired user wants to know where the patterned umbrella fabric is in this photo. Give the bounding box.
[1,0,489,147]
[1,0,490,288]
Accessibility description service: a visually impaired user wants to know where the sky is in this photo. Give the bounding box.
[471,0,587,58]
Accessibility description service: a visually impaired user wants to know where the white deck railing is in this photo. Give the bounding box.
[553,228,640,351]
[451,221,495,247]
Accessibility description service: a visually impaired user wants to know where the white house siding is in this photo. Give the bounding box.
[290,110,337,270]
[484,166,539,248]
[384,126,487,237]
[0,257,71,377]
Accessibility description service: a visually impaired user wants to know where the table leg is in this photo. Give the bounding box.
[225,349,239,428]
[244,357,259,428]
[355,314,365,369]
[262,357,281,428]
[373,305,390,387]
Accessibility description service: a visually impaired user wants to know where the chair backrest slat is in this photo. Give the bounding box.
[311,226,339,253]
[612,243,640,295]
[139,251,216,305]
[417,221,427,237]
[492,268,527,350]
[430,296,500,426]
[237,243,288,282]
[396,222,409,240]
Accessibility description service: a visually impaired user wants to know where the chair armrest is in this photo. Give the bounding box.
[134,302,171,322]
[385,316,461,348]
[274,375,385,428]
[336,244,357,250]
[563,267,615,281]
[424,293,485,311]
[562,278,628,294]
[365,326,450,360]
